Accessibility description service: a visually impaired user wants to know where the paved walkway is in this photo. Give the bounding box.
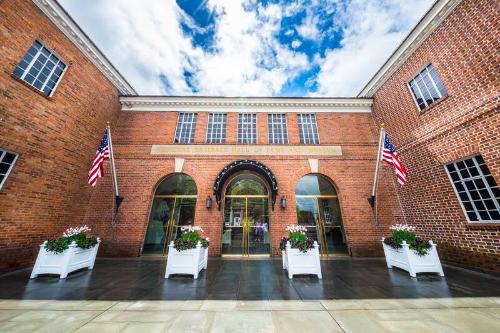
[0,258,499,332]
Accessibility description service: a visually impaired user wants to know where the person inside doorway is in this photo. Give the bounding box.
[254,216,264,242]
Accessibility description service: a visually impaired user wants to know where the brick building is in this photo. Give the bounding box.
[0,0,498,271]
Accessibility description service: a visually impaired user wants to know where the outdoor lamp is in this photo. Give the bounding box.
[280,196,286,209]
[206,196,212,209]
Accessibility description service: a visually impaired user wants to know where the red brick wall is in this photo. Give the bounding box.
[84,110,400,258]
[370,0,499,270]
[0,0,122,268]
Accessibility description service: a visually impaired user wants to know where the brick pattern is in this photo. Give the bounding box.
[0,0,121,269]
[83,111,399,258]
[371,0,499,271]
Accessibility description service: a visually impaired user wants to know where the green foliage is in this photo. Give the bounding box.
[385,229,431,256]
[173,230,209,251]
[44,232,98,254]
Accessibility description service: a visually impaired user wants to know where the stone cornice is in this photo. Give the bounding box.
[358,0,463,97]
[120,96,373,113]
[32,0,137,95]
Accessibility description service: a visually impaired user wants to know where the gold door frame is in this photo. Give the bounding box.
[152,194,198,256]
[296,194,337,256]
[224,194,269,257]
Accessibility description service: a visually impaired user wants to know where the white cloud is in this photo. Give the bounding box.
[291,40,302,49]
[313,0,435,96]
[59,0,434,97]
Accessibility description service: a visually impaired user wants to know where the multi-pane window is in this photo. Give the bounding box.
[0,149,19,190]
[408,64,446,110]
[13,40,67,97]
[298,114,320,144]
[206,113,227,144]
[445,155,500,222]
[238,113,257,144]
[174,113,197,143]
[268,114,288,144]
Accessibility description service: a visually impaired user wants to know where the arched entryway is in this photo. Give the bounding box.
[214,160,277,257]
[295,174,347,255]
[222,173,270,256]
[142,173,197,255]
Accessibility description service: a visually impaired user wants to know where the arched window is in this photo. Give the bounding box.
[143,173,197,255]
[295,174,347,255]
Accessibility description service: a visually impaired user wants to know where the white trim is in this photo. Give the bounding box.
[444,156,500,224]
[358,0,463,97]
[32,0,136,95]
[0,149,19,190]
[120,96,373,113]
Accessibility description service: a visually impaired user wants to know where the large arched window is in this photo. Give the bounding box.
[295,174,347,255]
[143,173,197,255]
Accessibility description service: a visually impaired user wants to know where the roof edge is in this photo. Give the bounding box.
[357,0,463,97]
[32,0,137,95]
[119,96,373,113]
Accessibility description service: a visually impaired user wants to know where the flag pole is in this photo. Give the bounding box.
[369,124,385,208]
[106,121,119,197]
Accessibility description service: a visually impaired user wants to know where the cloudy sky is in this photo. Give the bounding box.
[60,0,434,96]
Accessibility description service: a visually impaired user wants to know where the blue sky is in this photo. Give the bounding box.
[60,0,434,96]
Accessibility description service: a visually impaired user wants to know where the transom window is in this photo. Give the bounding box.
[174,113,197,143]
[238,113,257,144]
[206,113,227,144]
[13,40,67,97]
[267,114,288,144]
[0,149,19,190]
[445,155,500,222]
[298,114,320,144]
[408,63,446,110]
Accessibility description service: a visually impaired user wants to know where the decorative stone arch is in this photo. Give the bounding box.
[213,160,278,210]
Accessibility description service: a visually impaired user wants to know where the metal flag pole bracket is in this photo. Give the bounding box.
[107,121,122,225]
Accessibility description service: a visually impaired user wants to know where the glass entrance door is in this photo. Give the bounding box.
[222,196,269,255]
[143,173,197,256]
[296,197,346,255]
[295,174,347,256]
[143,196,196,255]
[221,173,270,256]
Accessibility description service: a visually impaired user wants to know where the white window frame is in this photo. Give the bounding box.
[297,113,320,144]
[237,113,257,144]
[13,39,68,97]
[444,155,500,223]
[407,63,446,111]
[174,112,197,144]
[0,149,19,190]
[267,113,289,144]
[206,113,227,144]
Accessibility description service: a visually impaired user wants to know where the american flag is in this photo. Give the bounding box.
[382,132,407,185]
[87,131,110,187]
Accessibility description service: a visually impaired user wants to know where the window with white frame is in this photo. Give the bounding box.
[238,113,257,144]
[174,113,197,143]
[0,149,19,190]
[408,63,446,110]
[298,113,320,144]
[267,114,288,144]
[13,40,67,97]
[445,155,500,222]
[206,113,227,144]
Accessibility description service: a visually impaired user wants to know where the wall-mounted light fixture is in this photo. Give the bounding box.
[280,196,286,209]
[206,196,212,209]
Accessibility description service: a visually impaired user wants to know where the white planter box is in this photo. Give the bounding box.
[381,238,444,277]
[30,238,100,279]
[165,241,208,279]
[282,241,322,279]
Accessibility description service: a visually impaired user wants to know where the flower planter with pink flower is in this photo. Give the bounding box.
[382,224,444,277]
[281,225,322,279]
[31,226,100,279]
[165,226,209,279]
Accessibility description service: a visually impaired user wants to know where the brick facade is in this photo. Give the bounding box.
[0,0,122,269]
[369,0,499,270]
[83,110,399,258]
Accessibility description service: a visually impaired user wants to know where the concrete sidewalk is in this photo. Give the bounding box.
[0,298,499,332]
